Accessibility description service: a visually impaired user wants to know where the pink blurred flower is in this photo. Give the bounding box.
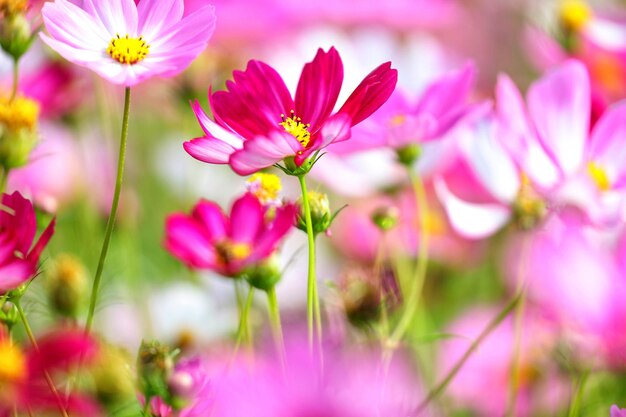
[439,306,566,417]
[612,405,626,417]
[184,47,397,175]
[169,358,212,417]
[210,338,421,417]
[164,193,296,277]
[0,327,101,416]
[8,123,82,212]
[40,0,216,86]
[437,60,626,238]
[0,191,55,293]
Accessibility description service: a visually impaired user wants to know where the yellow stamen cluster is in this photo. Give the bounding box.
[246,173,282,205]
[0,341,26,384]
[215,240,251,265]
[0,95,39,132]
[106,34,150,65]
[0,0,27,16]
[389,114,407,127]
[280,110,311,147]
[587,161,611,191]
[560,0,592,31]
[514,173,546,230]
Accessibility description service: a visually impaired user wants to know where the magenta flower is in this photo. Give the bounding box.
[0,191,55,293]
[40,0,216,86]
[184,47,398,175]
[0,327,101,416]
[612,405,626,417]
[164,193,296,277]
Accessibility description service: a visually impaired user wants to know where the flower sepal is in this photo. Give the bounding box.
[242,257,282,292]
[275,152,325,177]
[297,192,347,237]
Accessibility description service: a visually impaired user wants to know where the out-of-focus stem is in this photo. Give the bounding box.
[568,370,590,417]
[415,292,522,416]
[85,87,131,334]
[10,58,19,102]
[233,286,255,354]
[266,286,285,365]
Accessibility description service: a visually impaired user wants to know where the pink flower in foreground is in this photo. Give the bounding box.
[40,0,216,86]
[0,327,101,416]
[184,47,397,175]
[165,193,296,277]
[612,405,626,417]
[0,191,55,293]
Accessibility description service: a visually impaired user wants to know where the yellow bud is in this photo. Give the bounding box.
[0,95,39,169]
[560,0,592,31]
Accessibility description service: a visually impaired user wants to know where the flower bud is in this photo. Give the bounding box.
[297,191,332,235]
[0,95,39,169]
[396,143,421,167]
[91,345,135,406]
[244,257,281,291]
[0,13,33,60]
[45,254,88,319]
[0,301,19,331]
[137,340,175,400]
[371,205,400,231]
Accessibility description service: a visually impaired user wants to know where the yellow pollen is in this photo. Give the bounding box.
[215,240,252,265]
[0,341,26,384]
[389,114,407,127]
[280,110,311,147]
[587,161,611,191]
[247,173,282,205]
[560,0,592,31]
[106,34,150,65]
[0,0,27,16]
[0,95,39,132]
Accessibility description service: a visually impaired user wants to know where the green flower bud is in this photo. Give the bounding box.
[297,191,332,235]
[91,345,135,406]
[137,340,175,400]
[0,13,34,60]
[371,205,400,231]
[244,257,281,291]
[46,254,88,319]
[396,144,421,167]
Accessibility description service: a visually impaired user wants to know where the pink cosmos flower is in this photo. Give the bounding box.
[437,60,626,238]
[164,193,296,277]
[0,191,55,293]
[612,405,626,417]
[184,47,397,175]
[0,327,101,416]
[40,0,216,86]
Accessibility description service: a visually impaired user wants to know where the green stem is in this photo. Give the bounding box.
[568,370,589,417]
[233,286,254,354]
[266,286,285,362]
[85,87,131,334]
[387,171,429,348]
[415,292,522,416]
[10,58,19,102]
[0,168,9,195]
[297,174,321,348]
[15,300,70,417]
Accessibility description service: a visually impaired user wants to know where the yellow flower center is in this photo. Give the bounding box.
[0,341,26,384]
[560,0,592,31]
[106,34,150,65]
[246,173,282,205]
[0,95,39,132]
[280,110,311,147]
[215,240,252,265]
[0,0,27,16]
[587,161,610,191]
[389,114,406,127]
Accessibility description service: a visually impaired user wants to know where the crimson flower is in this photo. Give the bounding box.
[184,47,398,175]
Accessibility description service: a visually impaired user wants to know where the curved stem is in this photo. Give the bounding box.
[415,292,522,416]
[233,286,254,355]
[85,87,131,334]
[297,174,321,349]
[15,300,70,417]
[10,58,19,102]
[387,171,429,348]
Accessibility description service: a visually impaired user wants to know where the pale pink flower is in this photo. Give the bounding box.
[40,0,216,86]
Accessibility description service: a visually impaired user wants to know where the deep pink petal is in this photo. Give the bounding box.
[164,214,217,269]
[249,203,297,261]
[527,59,590,176]
[338,62,398,126]
[589,101,626,188]
[27,330,97,374]
[295,47,343,131]
[229,193,264,244]
[212,61,294,138]
[184,137,237,164]
[26,218,55,265]
[191,100,243,148]
[0,261,34,292]
[192,200,229,242]
[229,132,303,175]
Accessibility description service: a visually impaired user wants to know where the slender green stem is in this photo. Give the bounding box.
[266,286,285,362]
[415,292,522,416]
[0,168,9,195]
[387,171,430,348]
[85,87,131,334]
[10,58,19,102]
[297,174,321,348]
[233,286,254,354]
[568,370,589,417]
[505,238,531,417]
[15,300,70,417]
